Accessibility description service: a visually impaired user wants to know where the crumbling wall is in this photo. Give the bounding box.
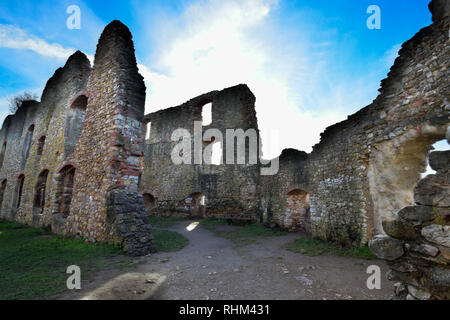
[67,21,153,255]
[370,147,449,300]
[0,21,153,256]
[0,1,447,258]
[260,149,310,232]
[141,84,262,221]
[305,0,449,245]
[0,101,38,220]
[0,51,91,231]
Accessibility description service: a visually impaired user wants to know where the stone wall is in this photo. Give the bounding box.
[260,149,310,232]
[67,21,153,255]
[141,84,262,221]
[0,21,153,256]
[0,1,447,259]
[304,0,449,245]
[0,51,91,230]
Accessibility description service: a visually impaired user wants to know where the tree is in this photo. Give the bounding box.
[8,92,38,114]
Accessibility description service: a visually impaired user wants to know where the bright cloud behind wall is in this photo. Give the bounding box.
[137,0,389,157]
[0,0,435,157]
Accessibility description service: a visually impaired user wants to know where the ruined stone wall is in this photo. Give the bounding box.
[0,51,91,231]
[67,21,152,255]
[0,101,39,220]
[0,21,153,256]
[0,1,447,258]
[141,84,262,221]
[305,1,449,245]
[260,149,310,232]
[370,147,449,300]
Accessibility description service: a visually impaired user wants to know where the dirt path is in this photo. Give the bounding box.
[59,220,395,300]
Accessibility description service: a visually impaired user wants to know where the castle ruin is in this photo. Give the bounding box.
[0,0,448,297]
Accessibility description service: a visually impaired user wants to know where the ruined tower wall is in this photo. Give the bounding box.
[306,2,449,245]
[67,21,153,254]
[141,84,261,220]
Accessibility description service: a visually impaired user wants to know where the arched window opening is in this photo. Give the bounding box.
[33,170,49,215]
[201,102,212,126]
[0,179,7,214]
[0,141,7,170]
[143,193,156,212]
[55,166,75,218]
[37,136,46,156]
[71,95,88,110]
[66,95,88,154]
[15,175,25,209]
[285,189,311,232]
[23,124,34,162]
[186,192,206,218]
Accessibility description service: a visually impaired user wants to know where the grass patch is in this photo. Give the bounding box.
[0,219,131,300]
[200,219,286,246]
[147,216,188,228]
[284,237,377,259]
[152,229,189,252]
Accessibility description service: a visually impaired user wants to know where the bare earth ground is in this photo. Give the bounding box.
[58,220,395,300]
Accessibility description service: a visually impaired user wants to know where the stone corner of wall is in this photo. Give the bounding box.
[106,188,155,257]
[428,0,450,23]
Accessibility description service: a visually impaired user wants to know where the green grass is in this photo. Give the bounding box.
[147,216,188,228]
[0,218,190,299]
[284,237,377,259]
[152,229,189,252]
[200,219,286,246]
[0,219,130,300]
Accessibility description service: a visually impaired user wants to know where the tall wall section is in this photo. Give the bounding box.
[0,21,153,256]
[141,84,262,221]
[305,0,449,245]
[67,21,153,255]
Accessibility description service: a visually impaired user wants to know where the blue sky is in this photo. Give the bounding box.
[0,0,438,156]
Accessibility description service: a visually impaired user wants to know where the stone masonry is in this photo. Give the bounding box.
[0,21,153,256]
[141,84,261,221]
[140,0,449,250]
[0,0,448,278]
[369,146,450,299]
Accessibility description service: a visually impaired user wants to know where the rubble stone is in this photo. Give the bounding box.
[368,235,404,261]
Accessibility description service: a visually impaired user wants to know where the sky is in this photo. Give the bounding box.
[0,0,445,158]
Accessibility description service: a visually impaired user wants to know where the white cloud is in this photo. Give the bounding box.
[0,24,94,63]
[0,97,11,127]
